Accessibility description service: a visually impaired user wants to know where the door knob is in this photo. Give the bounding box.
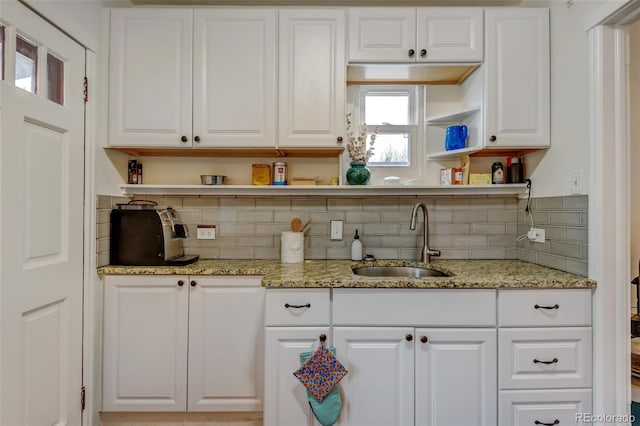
[405,334,413,342]
[420,335,428,343]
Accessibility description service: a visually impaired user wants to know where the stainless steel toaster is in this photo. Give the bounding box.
[110,201,199,266]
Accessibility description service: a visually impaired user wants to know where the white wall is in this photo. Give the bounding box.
[21,0,104,51]
[630,20,640,303]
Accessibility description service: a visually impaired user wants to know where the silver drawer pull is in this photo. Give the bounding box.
[534,304,559,310]
[533,357,558,365]
[284,303,311,309]
[535,420,559,426]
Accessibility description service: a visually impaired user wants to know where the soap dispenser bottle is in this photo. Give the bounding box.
[351,229,363,261]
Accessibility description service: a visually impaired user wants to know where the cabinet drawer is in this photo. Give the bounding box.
[499,328,592,390]
[333,289,496,326]
[265,289,330,326]
[498,289,591,327]
[499,389,592,426]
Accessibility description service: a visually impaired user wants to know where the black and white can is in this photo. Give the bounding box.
[492,162,505,184]
[272,162,287,185]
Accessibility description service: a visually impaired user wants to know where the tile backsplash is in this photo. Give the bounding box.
[517,195,588,276]
[98,194,590,276]
[97,194,520,266]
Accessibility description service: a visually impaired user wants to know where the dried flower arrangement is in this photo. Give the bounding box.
[345,113,377,163]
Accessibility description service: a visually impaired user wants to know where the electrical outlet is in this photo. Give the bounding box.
[196,225,216,240]
[527,227,545,243]
[330,220,343,241]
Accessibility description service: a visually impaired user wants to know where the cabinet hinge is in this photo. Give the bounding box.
[81,386,86,411]
[83,77,88,102]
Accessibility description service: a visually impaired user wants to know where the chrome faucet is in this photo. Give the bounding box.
[409,202,441,263]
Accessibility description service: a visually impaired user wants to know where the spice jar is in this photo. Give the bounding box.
[272,162,288,185]
[492,162,505,184]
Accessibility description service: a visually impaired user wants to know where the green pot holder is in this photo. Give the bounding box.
[295,345,348,426]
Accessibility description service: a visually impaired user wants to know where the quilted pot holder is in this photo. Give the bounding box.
[293,344,348,402]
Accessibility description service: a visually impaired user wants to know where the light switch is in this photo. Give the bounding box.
[330,220,343,241]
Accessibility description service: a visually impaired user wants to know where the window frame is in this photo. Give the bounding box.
[348,85,426,181]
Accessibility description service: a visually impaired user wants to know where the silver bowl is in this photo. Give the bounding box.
[200,175,226,185]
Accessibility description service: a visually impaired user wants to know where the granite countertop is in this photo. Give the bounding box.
[97,259,596,289]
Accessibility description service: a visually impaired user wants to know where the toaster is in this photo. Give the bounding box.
[110,201,199,266]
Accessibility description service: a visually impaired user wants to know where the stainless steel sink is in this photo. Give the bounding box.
[352,266,450,278]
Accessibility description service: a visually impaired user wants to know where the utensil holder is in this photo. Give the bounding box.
[281,231,304,263]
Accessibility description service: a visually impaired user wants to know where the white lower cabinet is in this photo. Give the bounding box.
[102,275,264,412]
[263,288,331,426]
[333,326,496,426]
[332,289,497,426]
[415,328,497,426]
[264,287,593,426]
[264,327,330,426]
[333,327,415,426]
[497,289,593,426]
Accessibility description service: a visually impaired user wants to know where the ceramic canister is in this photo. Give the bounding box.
[281,231,304,263]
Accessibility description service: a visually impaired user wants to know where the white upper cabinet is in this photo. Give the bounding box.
[109,8,277,148]
[278,9,346,148]
[193,9,276,147]
[109,9,193,147]
[416,8,483,62]
[348,7,483,63]
[484,8,550,148]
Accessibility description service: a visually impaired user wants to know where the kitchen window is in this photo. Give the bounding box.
[350,85,425,180]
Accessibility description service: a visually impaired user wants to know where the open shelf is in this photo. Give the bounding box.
[119,183,528,197]
[426,105,481,125]
[106,146,344,158]
[427,147,543,160]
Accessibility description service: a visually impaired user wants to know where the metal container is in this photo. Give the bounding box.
[272,162,287,185]
[491,162,505,184]
[200,175,226,185]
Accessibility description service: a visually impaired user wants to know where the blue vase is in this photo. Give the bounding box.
[346,162,371,185]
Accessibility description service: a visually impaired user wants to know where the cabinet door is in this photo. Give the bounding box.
[264,327,330,426]
[193,9,277,148]
[416,8,483,62]
[484,8,550,148]
[415,328,497,426]
[278,9,346,148]
[333,327,414,426]
[187,277,264,411]
[109,9,193,147]
[102,275,189,411]
[347,8,416,63]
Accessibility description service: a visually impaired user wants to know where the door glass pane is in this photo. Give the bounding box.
[47,52,64,105]
[367,133,410,166]
[16,35,37,93]
[364,94,410,125]
[0,26,5,80]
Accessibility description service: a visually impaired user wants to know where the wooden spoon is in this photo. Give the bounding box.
[290,217,302,232]
[300,219,312,233]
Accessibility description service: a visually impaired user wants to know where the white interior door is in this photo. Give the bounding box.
[0,2,85,425]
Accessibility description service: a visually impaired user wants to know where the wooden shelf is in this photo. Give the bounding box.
[120,183,528,197]
[428,147,544,160]
[347,64,480,85]
[106,146,344,158]
[426,106,481,124]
